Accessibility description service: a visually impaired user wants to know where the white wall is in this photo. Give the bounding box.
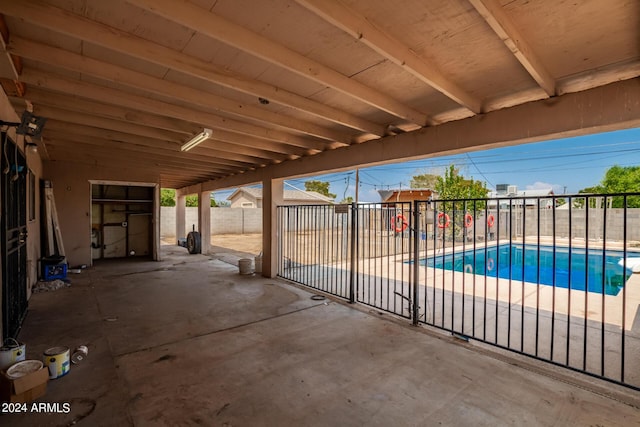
[46,162,160,267]
[161,207,262,239]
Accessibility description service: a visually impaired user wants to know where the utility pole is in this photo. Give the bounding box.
[355,168,359,204]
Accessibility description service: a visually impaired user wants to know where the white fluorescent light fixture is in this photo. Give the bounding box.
[181,128,212,152]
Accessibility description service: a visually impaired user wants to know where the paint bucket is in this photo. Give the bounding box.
[71,345,88,364]
[0,338,26,370]
[43,346,70,379]
[238,258,253,275]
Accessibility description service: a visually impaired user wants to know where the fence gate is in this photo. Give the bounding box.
[277,195,640,391]
[277,203,414,317]
[277,204,353,300]
[352,202,414,318]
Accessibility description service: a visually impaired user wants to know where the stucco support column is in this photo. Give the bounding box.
[176,193,186,244]
[198,190,211,254]
[262,178,283,277]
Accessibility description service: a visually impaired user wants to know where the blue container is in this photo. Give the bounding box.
[41,256,67,280]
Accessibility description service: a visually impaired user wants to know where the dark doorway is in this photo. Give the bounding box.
[1,132,28,340]
[91,184,154,260]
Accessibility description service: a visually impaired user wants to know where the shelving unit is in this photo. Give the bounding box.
[91,184,154,260]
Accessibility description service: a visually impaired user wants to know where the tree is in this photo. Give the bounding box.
[304,180,336,199]
[161,189,176,207]
[434,165,488,201]
[410,173,439,189]
[433,165,488,239]
[340,196,354,204]
[577,165,640,208]
[161,189,219,207]
[186,195,199,207]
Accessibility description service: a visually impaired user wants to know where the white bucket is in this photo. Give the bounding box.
[0,338,26,370]
[254,255,262,274]
[238,258,253,275]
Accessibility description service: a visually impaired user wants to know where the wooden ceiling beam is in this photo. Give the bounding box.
[160,179,218,190]
[44,148,215,176]
[40,121,180,152]
[25,103,289,162]
[9,37,352,145]
[0,0,384,136]
[30,104,186,143]
[295,0,481,115]
[43,130,246,172]
[45,140,240,174]
[21,87,198,135]
[42,118,271,167]
[20,69,330,152]
[30,110,288,163]
[19,88,309,157]
[468,0,555,96]
[127,0,429,126]
[38,119,264,169]
[194,140,288,163]
[557,58,640,96]
[203,128,309,157]
[46,151,223,187]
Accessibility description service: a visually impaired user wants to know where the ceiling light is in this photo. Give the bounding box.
[181,128,212,152]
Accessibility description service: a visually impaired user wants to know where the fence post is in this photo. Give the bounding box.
[349,202,357,304]
[412,200,420,325]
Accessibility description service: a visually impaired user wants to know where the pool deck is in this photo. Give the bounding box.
[3,245,640,426]
[343,237,640,388]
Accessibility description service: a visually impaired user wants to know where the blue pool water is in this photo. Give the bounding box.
[421,244,636,296]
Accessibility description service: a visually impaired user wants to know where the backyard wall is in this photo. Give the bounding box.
[524,208,640,242]
[161,207,262,239]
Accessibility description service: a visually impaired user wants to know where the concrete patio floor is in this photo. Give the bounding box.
[2,245,640,426]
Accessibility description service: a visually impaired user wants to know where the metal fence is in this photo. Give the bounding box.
[277,194,640,390]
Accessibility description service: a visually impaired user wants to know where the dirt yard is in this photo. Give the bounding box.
[162,233,263,257]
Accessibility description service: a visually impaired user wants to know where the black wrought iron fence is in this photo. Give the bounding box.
[353,202,414,318]
[277,204,353,299]
[277,194,640,390]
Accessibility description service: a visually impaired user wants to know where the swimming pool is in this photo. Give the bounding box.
[421,244,637,296]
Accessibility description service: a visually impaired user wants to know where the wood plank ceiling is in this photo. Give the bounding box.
[0,0,637,189]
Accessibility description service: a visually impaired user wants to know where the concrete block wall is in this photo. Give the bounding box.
[161,207,262,238]
[524,209,640,241]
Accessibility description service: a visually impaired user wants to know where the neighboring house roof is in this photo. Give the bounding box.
[227,187,334,203]
[377,188,436,202]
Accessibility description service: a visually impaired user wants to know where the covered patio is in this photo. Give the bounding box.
[4,245,640,425]
[0,1,639,423]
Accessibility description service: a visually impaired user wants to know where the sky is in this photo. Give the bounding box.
[212,127,640,204]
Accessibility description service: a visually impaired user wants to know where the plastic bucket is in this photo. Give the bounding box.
[238,258,253,275]
[6,360,43,379]
[43,346,70,379]
[0,338,26,370]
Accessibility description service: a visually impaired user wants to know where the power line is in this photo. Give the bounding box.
[466,153,495,189]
